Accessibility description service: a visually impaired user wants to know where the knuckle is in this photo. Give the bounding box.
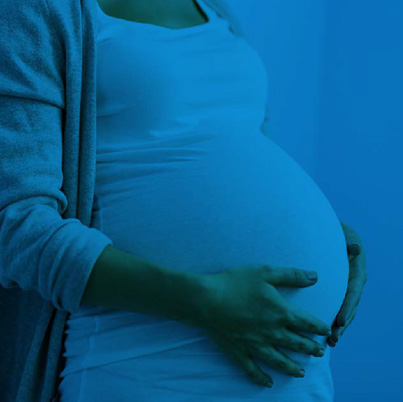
[293,269,301,282]
[261,346,274,360]
[277,359,287,370]
[283,311,295,325]
[297,341,305,352]
[243,360,257,377]
[244,366,256,380]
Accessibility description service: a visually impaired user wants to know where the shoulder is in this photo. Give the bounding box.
[0,0,72,106]
[0,0,67,47]
[0,0,85,59]
[1,0,50,31]
[0,0,55,73]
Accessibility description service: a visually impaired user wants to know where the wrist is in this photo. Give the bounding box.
[175,272,213,329]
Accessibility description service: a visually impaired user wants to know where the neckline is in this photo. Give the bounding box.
[96,0,215,34]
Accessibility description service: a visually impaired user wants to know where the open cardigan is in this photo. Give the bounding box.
[0,0,271,400]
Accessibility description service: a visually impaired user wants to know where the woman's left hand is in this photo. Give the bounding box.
[327,221,368,347]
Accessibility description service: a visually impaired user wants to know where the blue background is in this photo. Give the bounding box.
[228,0,403,400]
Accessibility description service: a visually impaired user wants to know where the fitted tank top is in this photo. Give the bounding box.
[60,1,349,400]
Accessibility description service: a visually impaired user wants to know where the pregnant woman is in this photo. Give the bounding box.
[54,0,350,400]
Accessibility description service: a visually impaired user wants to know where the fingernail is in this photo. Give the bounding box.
[265,380,273,388]
[307,272,318,281]
[298,369,305,377]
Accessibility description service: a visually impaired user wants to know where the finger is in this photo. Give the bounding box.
[348,253,357,263]
[347,256,364,281]
[349,264,367,285]
[250,343,306,378]
[327,326,343,347]
[327,337,337,347]
[327,316,344,347]
[336,259,364,327]
[286,307,332,337]
[347,243,361,256]
[339,306,357,338]
[206,330,274,388]
[337,287,362,327]
[271,328,325,358]
[328,306,357,347]
[266,267,320,288]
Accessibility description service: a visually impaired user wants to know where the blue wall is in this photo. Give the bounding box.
[229,0,403,400]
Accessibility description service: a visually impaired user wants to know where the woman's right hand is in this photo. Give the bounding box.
[195,265,333,388]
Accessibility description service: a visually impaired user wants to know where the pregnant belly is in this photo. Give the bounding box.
[62,133,349,396]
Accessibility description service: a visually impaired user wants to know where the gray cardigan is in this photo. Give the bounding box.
[0,0,270,400]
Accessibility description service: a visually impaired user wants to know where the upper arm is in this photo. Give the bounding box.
[0,0,113,313]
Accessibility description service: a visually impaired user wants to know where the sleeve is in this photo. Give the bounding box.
[0,0,114,314]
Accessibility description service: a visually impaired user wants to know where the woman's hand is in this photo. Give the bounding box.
[197,265,332,388]
[327,222,368,347]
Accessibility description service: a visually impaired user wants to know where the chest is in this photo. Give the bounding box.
[96,0,208,29]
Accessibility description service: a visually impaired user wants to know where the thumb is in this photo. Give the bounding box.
[267,268,318,288]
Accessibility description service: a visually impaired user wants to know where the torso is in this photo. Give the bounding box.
[96,0,209,29]
[59,2,349,400]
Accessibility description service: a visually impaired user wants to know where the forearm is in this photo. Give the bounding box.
[81,245,207,327]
